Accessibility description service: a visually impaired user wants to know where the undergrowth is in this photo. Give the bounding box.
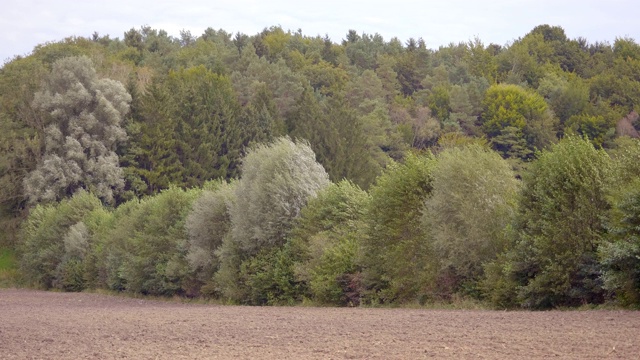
[0,248,19,287]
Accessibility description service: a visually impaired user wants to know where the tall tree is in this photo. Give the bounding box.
[423,144,519,295]
[485,136,612,308]
[361,152,436,303]
[24,56,130,204]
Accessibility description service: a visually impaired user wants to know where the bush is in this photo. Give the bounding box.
[185,180,236,296]
[484,136,611,308]
[291,180,368,305]
[217,137,330,302]
[240,243,304,305]
[423,144,519,297]
[361,152,436,303]
[600,177,640,306]
[19,190,103,289]
[102,187,200,296]
[230,137,330,255]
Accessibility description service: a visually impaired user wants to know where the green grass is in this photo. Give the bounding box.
[0,248,19,287]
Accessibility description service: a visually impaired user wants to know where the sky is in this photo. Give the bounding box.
[1,0,638,66]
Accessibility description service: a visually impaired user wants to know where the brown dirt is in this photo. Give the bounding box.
[0,289,638,359]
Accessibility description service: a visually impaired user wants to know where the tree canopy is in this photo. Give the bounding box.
[5,24,640,309]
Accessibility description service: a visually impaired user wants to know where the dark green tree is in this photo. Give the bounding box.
[361,152,436,303]
[485,136,612,308]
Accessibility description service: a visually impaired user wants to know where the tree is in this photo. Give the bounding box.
[24,56,130,204]
[185,180,236,295]
[422,144,519,296]
[229,137,330,255]
[599,138,640,306]
[101,187,200,296]
[361,152,436,303]
[216,137,330,302]
[291,180,369,305]
[481,84,556,160]
[123,66,244,193]
[485,136,612,308]
[0,55,49,245]
[167,66,243,185]
[19,190,103,289]
[288,89,381,189]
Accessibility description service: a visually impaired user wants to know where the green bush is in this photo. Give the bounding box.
[291,180,368,305]
[217,137,330,302]
[361,152,436,303]
[600,176,640,306]
[185,180,236,295]
[423,144,519,298]
[240,243,304,305]
[484,136,612,308]
[229,137,330,256]
[102,187,200,296]
[19,190,103,289]
[0,248,19,287]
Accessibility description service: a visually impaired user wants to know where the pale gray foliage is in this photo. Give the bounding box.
[186,181,236,277]
[24,56,130,204]
[63,222,90,259]
[230,137,330,256]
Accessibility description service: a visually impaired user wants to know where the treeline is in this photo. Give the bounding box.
[17,136,640,308]
[2,24,640,308]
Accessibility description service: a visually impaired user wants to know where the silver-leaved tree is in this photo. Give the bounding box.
[24,56,131,204]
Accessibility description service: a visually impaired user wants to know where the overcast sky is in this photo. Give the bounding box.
[1,0,638,66]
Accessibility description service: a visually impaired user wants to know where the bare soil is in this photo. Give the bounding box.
[1,289,638,359]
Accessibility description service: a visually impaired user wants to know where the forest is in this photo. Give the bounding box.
[1,24,639,309]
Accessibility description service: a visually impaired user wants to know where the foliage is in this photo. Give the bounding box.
[484,136,612,308]
[24,56,130,204]
[3,24,640,308]
[217,137,330,302]
[600,138,640,306]
[100,187,200,296]
[292,180,369,305]
[361,152,436,303]
[0,248,18,287]
[229,137,330,255]
[123,66,243,195]
[600,180,640,306]
[19,190,103,289]
[481,83,556,160]
[423,144,519,296]
[185,180,236,295]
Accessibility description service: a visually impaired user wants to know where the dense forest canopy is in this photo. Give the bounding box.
[2,24,640,308]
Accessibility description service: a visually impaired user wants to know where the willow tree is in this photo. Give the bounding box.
[24,56,130,204]
[216,137,330,303]
[423,144,519,295]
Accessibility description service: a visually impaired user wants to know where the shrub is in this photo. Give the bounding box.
[484,136,612,308]
[291,180,368,305]
[103,187,200,296]
[423,144,519,297]
[361,152,436,303]
[19,190,103,289]
[217,137,330,302]
[185,180,236,296]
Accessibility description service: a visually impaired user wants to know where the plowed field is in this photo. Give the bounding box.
[1,289,638,359]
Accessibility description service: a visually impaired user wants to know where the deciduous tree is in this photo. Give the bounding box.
[24,56,130,204]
